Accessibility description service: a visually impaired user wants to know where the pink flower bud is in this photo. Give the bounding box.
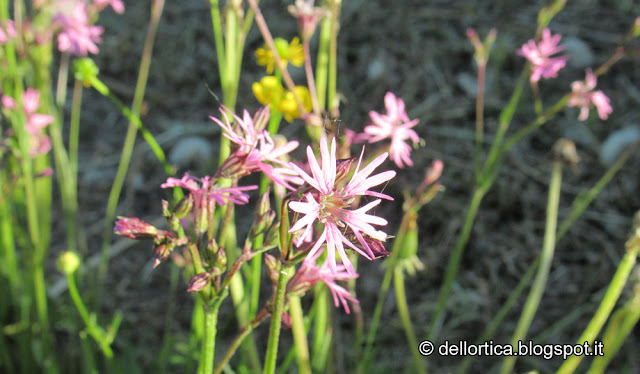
[114,217,158,240]
[187,272,211,293]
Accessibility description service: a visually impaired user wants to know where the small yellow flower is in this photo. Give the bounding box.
[252,76,284,106]
[255,37,304,74]
[278,86,312,122]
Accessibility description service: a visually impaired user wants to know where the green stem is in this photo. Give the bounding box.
[586,282,640,374]
[473,61,486,184]
[263,264,294,374]
[394,268,426,374]
[67,272,113,358]
[327,0,340,114]
[556,237,639,374]
[213,308,269,374]
[315,5,331,110]
[289,295,312,374]
[311,286,330,372]
[500,161,562,374]
[428,187,484,340]
[98,0,165,285]
[198,306,219,374]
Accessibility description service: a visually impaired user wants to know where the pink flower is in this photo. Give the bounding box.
[2,88,54,157]
[360,92,420,168]
[161,173,257,206]
[568,69,612,121]
[54,2,104,56]
[93,0,125,14]
[210,107,303,190]
[0,19,16,44]
[289,258,359,313]
[288,137,395,275]
[518,28,568,82]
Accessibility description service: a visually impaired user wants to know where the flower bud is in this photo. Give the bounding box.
[174,194,194,219]
[264,253,280,284]
[187,272,211,293]
[206,237,220,256]
[335,157,355,184]
[57,251,80,275]
[114,216,158,240]
[215,246,227,269]
[152,243,172,268]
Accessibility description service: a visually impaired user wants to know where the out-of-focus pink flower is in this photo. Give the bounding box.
[359,92,420,168]
[289,258,359,313]
[161,173,257,206]
[518,28,568,82]
[210,107,303,190]
[288,137,395,276]
[93,0,125,14]
[2,88,54,157]
[0,19,16,44]
[568,69,612,121]
[54,2,104,56]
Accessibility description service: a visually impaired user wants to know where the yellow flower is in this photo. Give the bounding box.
[252,76,284,106]
[278,86,312,122]
[255,37,304,74]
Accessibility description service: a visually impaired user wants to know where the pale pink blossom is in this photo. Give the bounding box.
[568,69,612,121]
[0,19,16,44]
[518,28,568,82]
[93,0,125,14]
[161,173,257,206]
[359,92,420,168]
[54,2,104,56]
[210,107,303,190]
[289,257,359,313]
[2,88,54,157]
[288,137,395,275]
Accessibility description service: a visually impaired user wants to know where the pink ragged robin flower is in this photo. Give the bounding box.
[359,92,420,168]
[289,257,359,313]
[210,106,303,190]
[568,69,612,121]
[288,137,396,276]
[2,88,54,157]
[54,2,104,56]
[161,173,257,206]
[518,28,568,82]
[93,0,125,14]
[0,19,16,44]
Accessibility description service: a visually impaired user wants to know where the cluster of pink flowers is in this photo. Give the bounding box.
[518,28,568,82]
[2,88,54,157]
[210,107,303,191]
[289,254,359,313]
[54,2,104,56]
[356,92,420,169]
[288,136,396,276]
[568,69,612,121]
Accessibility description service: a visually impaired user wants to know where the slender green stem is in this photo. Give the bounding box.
[587,282,640,374]
[500,161,562,374]
[558,139,640,239]
[264,264,294,374]
[198,306,219,374]
[98,0,165,285]
[289,295,312,374]
[315,5,331,110]
[311,285,330,372]
[327,0,340,114]
[67,272,113,358]
[428,187,485,340]
[394,268,426,374]
[556,237,640,374]
[213,308,269,374]
[473,61,486,185]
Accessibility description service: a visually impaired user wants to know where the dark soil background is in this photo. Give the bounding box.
[53,0,640,373]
